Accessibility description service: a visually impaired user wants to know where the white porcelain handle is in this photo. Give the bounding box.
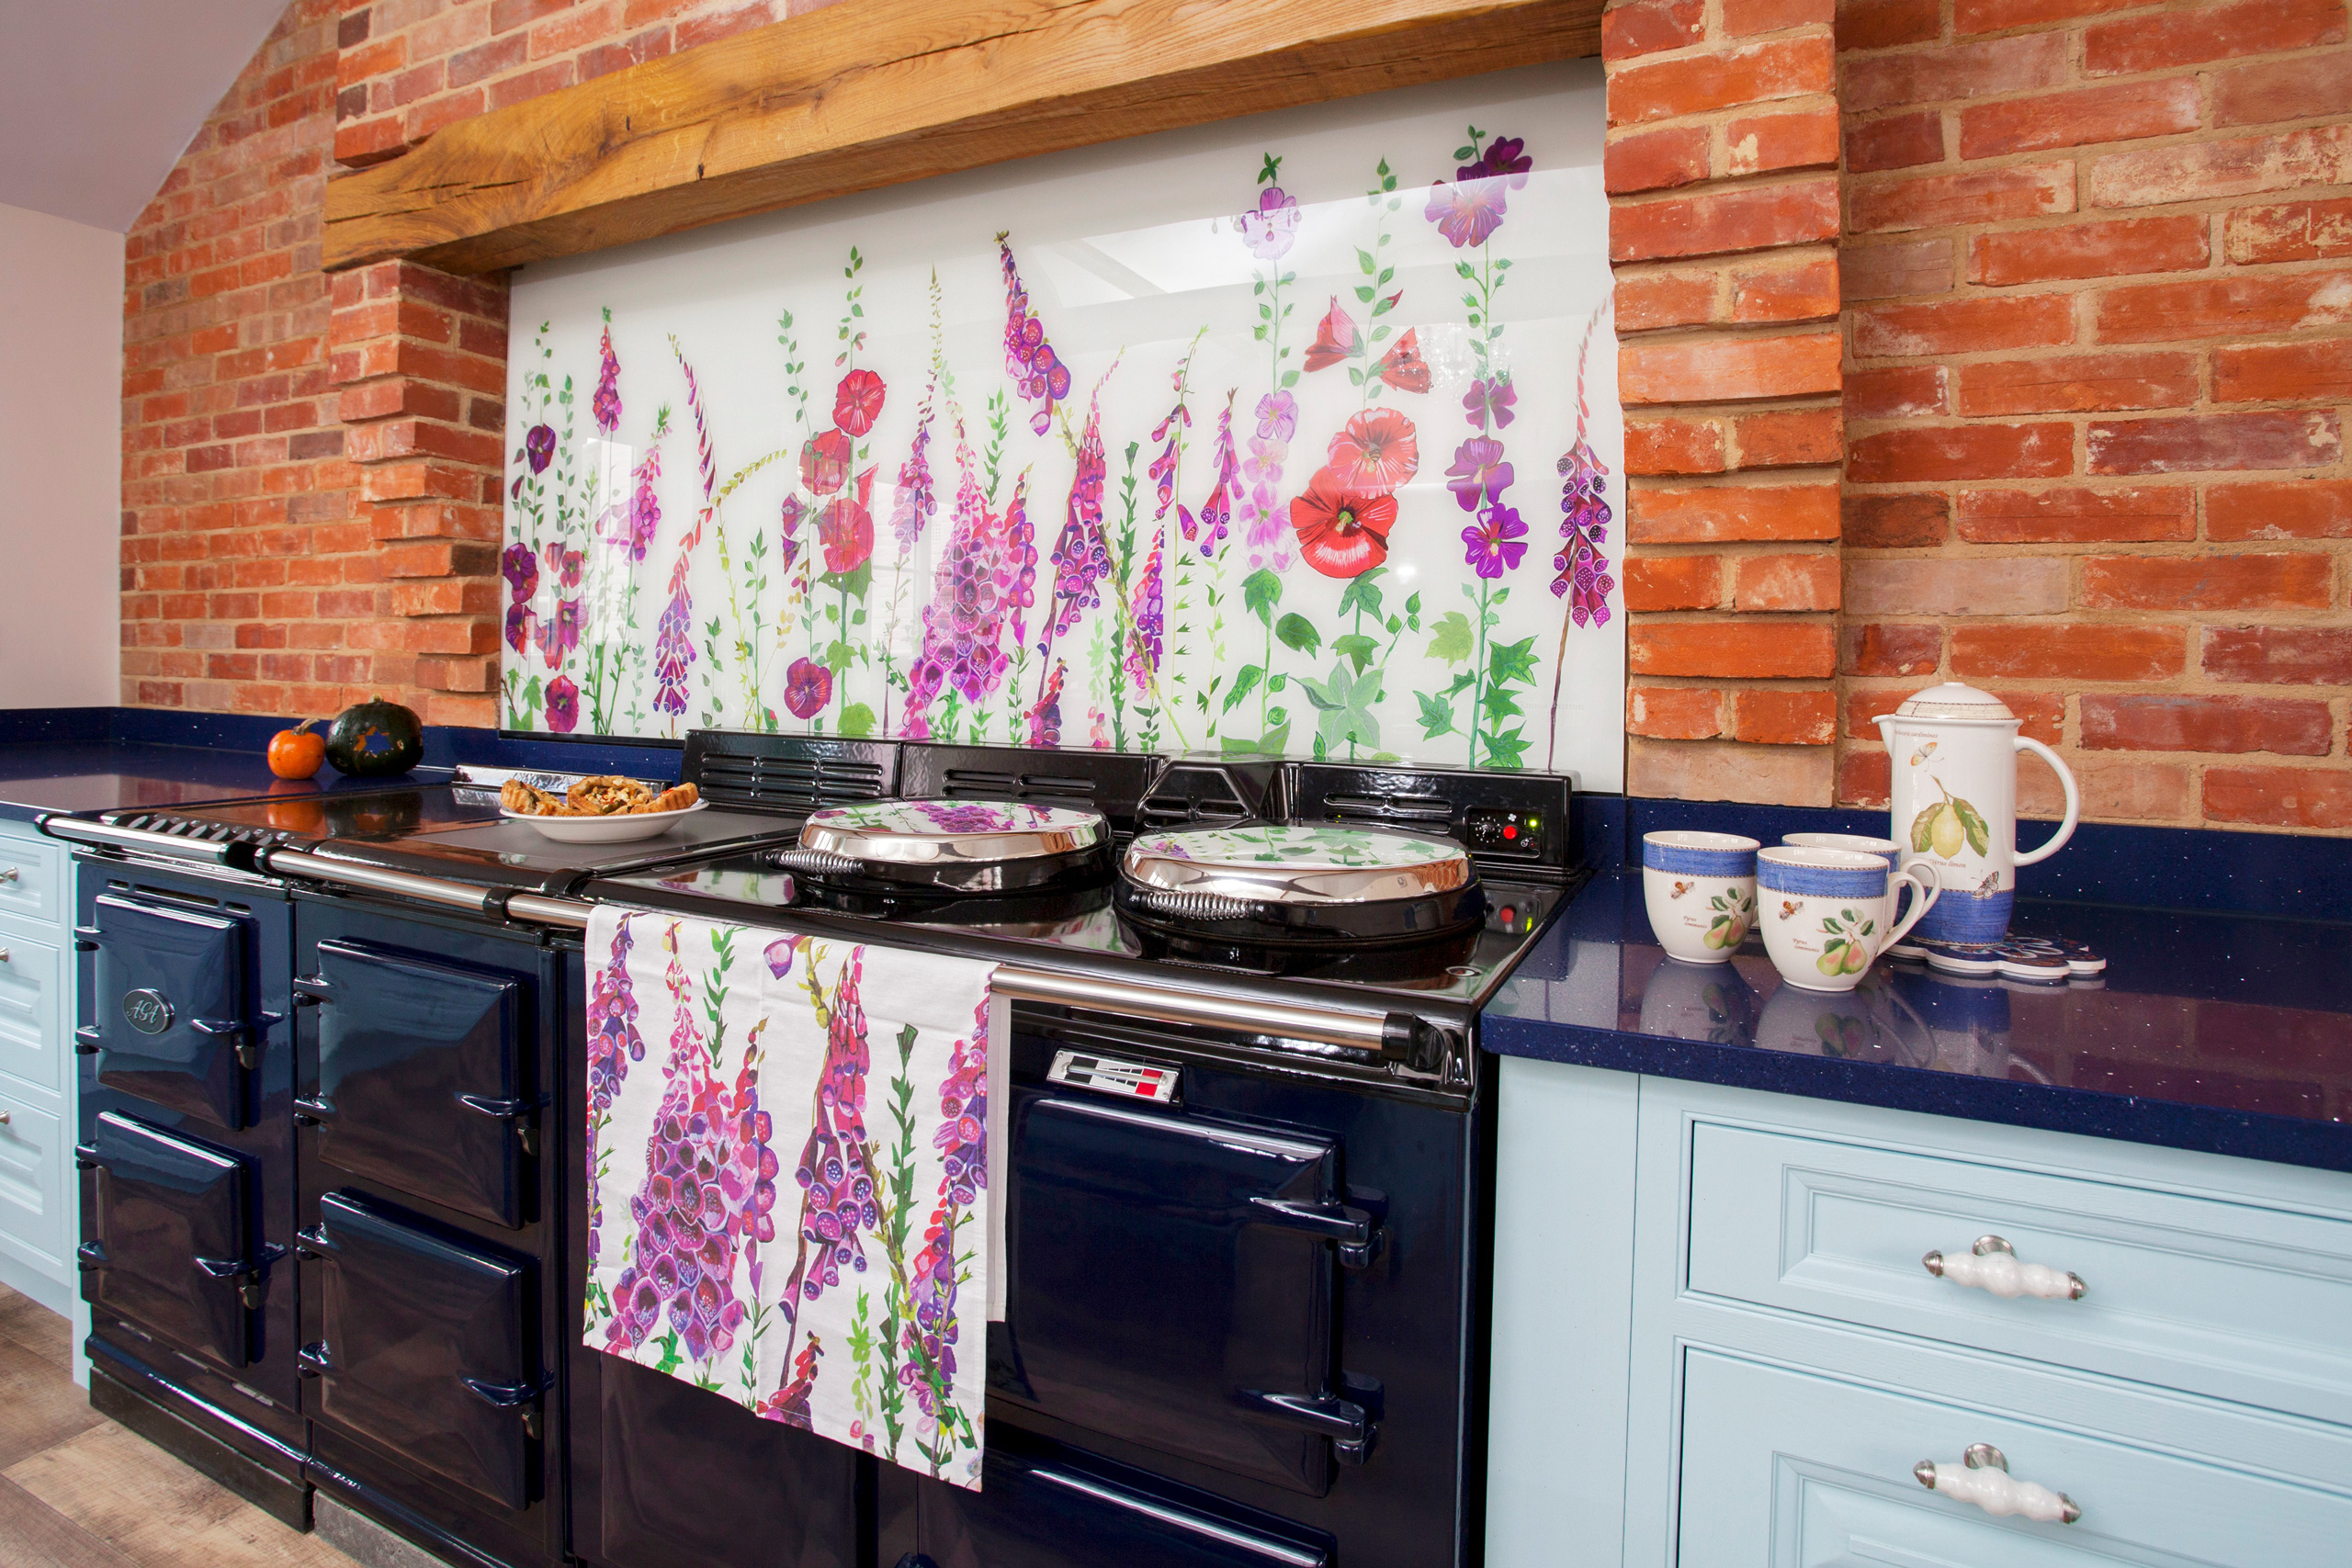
[1878,863,1940,953]
[1916,1443,2079,1524]
[2012,737,2077,866]
[1924,1235,2085,1300]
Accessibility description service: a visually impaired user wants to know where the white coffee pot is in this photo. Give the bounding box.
[1876,683,2078,945]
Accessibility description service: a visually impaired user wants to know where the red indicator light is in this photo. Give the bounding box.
[1502,824,1519,840]
[1499,905,1518,924]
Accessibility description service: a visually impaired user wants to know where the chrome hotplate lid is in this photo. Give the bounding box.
[799,799,1106,863]
[1121,824,1474,906]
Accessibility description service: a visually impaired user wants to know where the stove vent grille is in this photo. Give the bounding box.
[1318,792,1454,828]
[693,753,890,813]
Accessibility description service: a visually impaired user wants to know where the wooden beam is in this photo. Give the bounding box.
[322,0,1603,276]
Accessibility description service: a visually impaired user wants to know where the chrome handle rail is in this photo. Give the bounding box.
[36,815,242,865]
[258,849,495,915]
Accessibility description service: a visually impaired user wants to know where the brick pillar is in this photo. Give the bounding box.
[327,260,511,725]
[1604,0,1845,805]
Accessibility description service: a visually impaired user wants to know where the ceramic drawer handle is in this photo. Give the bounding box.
[1923,1235,2085,1300]
[1916,1443,2080,1525]
[0,867,16,883]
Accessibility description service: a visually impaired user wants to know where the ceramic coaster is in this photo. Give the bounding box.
[1921,941,2004,976]
[2047,938,2108,976]
[1994,948,2072,984]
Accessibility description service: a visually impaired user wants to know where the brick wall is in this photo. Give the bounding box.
[1838,0,2352,832]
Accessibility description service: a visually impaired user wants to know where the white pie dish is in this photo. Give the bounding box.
[500,801,706,843]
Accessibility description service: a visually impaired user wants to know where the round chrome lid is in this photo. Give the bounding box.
[1120,824,1473,906]
[799,800,1106,865]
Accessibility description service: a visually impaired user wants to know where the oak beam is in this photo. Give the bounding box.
[322,0,1602,276]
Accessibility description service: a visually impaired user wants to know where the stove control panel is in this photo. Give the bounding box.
[1464,807,1546,861]
[1047,1048,1182,1106]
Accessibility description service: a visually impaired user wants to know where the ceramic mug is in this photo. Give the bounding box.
[1781,831,1904,871]
[1758,846,1940,993]
[1641,831,1759,964]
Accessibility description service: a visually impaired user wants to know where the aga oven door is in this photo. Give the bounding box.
[75,1111,263,1369]
[76,892,261,1129]
[1001,1085,1374,1496]
[296,939,532,1228]
[299,1189,545,1511]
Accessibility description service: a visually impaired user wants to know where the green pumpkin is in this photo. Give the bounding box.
[324,698,424,777]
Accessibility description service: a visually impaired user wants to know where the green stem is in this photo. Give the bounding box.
[1469,582,1490,769]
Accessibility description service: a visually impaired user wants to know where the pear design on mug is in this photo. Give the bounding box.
[1815,908,1876,976]
[1909,777,1990,862]
[1703,887,1756,951]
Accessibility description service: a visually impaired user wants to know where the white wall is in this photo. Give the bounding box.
[0,200,122,707]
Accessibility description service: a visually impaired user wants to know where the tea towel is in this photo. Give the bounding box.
[582,906,1005,1489]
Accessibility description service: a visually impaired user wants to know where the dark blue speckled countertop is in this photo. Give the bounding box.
[1484,871,2352,1174]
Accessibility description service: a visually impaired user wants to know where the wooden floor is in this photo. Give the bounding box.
[0,1283,356,1568]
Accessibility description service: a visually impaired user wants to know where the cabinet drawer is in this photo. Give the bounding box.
[1687,1122,2352,1427]
[0,830,63,925]
[0,1089,65,1271]
[1679,1348,2351,1567]
[0,922,63,1093]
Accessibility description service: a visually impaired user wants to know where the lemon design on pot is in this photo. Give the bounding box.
[1815,909,1876,976]
[1909,778,1990,862]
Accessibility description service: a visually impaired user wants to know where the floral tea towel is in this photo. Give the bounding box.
[582,906,1005,1489]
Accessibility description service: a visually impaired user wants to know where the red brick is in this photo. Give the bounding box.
[1848,163,2074,234]
[1849,556,2069,615]
[2225,197,2352,264]
[1955,0,2147,31]
[2082,695,2334,755]
[580,27,674,81]
[334,116,408,167]
[1724,0,1835,33]
[1842,621,1943,676]
[1624,554,1724,610]
[2203,767,2352,829]
[1852,293,2074,358]
[1611,178,1842,262]
[1630,621,1838,678]
[1957,487,2196,543]
[1616,269,1719,332]
[1837,0,1939,50]
[1732,689,1837,745]
[1951,625,2187,682]
[1732,254,1842,321]
[1969,216,2210,287]
[484,59,575,112]
[2084,552,2333,610]
[2084,0,2346,76]
[1601,0,1706,61]
[1732,552,1841,610]
[1607,127,1709,194]
[2090,126,2352,209]
[338,36,403,89]
[1846,112,1943,175]
[1959,78,2202,160]
[2213,341,2352,405]
[1841,239,1953,301]
[1849,423,2073,484]
[1627,685,1724,740]
[1608,37,1837,125]
[1838,747,1893,807]
[2202,626,2352,683]
[1629,481,1844,542]
[1735,409,1844,467]
[2095,272,2352,344]
[1846,365,1948,419]
[1618,331,1843,403]
[2208,479,2352,540]
[1626,419,1728,476]
[2211,52,2352,129]
[1843,492,1950,547]
[2088,412,2342,475]
[1843,34,2068,114]
[1956,353,2198,416]
[676,2,778,51]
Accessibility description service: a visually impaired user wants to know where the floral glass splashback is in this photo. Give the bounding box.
[501,64,1624,784]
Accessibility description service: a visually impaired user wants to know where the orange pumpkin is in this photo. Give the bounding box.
[268,720,327,780]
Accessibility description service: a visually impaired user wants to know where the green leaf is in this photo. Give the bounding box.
[1333,633,1378,673]
[1416,692,1454,739]
[1275,613,1320,656]
[1354,285,1376,303]
[1337,569,1385,622]
[1221,664,1263,714]
[1953,797,1992,857]
[1428,610,1475,665]
[1297,673,1344,712]
[1453,144,1476,161]
[1909,802,1941,853]
[1356,247,1376,275]
[838,703,876,739]
[1488,635,1540,688]
[823,638,854,676]
[1482,728,1530,769]
[1280,369,1299,389]
[1241,568,1283,626]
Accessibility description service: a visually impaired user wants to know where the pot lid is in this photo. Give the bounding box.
[1121,824,1473,906]
[799,800,1105,865]
[1890,682,2017,723]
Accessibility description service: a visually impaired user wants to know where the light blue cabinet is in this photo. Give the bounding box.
[1487,1059,2352,1568]
[0,818,74,1314]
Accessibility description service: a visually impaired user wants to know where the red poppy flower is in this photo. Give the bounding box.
[1304,297,1358,372]
[1373,327,1430,393]
[1326,408,1419,491]
[818,494,874,576]
[832,369,886,437]
[1289,467,1397,580]
[800,428,853,495]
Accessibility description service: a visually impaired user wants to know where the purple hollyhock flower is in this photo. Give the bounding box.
[502,541,538,602]
[1255,390,1298,444]
[544,674,580,732]
[524,423,556,474]
[1462,503,1528,580]
[1238,185,1301,261]
[1447,436,1513,513]
[783,657,833,720]
[1464,377,1517,432]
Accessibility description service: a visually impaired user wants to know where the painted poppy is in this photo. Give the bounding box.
[1289,467,1398,580]
[1304,298,1358,372]
[1327,408,1419,491]
[832,369,887,437]
[800,428,853,495]
[1372,327,1431,393]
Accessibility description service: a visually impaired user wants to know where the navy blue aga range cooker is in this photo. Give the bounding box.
[46,733,1582,1568]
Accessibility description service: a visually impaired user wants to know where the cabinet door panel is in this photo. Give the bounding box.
[0,1090,63,1270]
[0,923,62,1093]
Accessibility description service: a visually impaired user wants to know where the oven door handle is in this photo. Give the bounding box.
[458,1092,550,1156]
[1248,1196,1383,1269]
[464,1371,556,1441]
[1235,1390,1377,1465]
[189,1012,279,1071]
